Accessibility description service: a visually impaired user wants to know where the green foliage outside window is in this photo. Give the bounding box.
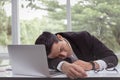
[0,0,120,53]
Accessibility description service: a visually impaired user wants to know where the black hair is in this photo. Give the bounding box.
[35,32,59,55]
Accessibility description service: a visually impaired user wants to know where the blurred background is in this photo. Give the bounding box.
[0,0,120,66]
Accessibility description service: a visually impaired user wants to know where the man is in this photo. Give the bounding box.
[35,31,118,79]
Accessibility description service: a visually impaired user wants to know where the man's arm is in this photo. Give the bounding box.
[60,61,87,79]
[72,31,118,70]
[48,57,72,70]
[48,58,87,79]
[48,58,63,70]
[84,31,118,68]
[73,60,104,71]
[92,36,118,68]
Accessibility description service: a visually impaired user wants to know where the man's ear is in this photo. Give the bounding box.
[56,34,64,41]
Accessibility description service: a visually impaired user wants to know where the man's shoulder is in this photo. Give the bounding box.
[67,31,91,39]
[75,31,90,36]
[56,31,90,36]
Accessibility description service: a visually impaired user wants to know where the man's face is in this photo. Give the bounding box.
[48,35,72,59]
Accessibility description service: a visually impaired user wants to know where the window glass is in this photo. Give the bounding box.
[20,0,67,44]
[0,0,11,65]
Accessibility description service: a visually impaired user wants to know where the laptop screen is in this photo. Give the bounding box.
[8,45,50,77]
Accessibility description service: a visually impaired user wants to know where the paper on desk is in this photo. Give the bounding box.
[53,70,120,78]
[87,64,120,77]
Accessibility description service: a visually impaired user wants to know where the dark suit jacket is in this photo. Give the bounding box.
[48,31,118,70]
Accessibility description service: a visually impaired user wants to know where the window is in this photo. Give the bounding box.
[20,0,67,44]
[0,0,11,66]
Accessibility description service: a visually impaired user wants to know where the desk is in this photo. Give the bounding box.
[0,77,120,80]
[0,65,120,80]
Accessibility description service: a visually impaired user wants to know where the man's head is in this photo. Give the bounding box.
[35,31,72,59]
[35,32,59,56]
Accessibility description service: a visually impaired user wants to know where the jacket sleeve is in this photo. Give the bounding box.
[48,58,63,70]
[85,31,118,68]
[48,58,72,70]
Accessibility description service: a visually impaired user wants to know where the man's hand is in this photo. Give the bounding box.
[73,60,99,71]
[61,61,87,79]
[73,60,92,71]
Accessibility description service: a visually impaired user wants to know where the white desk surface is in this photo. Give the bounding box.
[0,64,120,78]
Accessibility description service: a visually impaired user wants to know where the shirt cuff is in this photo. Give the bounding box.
[94,60,107,70]
[57,61,65,71]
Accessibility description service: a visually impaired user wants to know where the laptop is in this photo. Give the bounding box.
[8,45,65,77]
